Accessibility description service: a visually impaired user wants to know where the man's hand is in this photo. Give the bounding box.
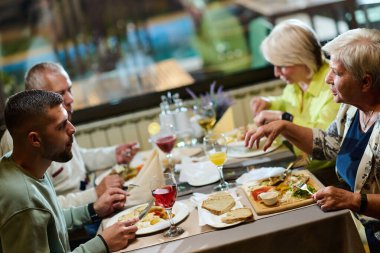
[313,186,360,212]
[100,218,139,252]
[94,188,128,218]
[254,110,283,126]
[250,97,270,116]
[116,142,140,164]
[96,174,124,197]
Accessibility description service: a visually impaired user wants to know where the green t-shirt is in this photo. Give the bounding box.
[0,155,106,253]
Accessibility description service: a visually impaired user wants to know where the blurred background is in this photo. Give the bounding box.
[1,0,380,146]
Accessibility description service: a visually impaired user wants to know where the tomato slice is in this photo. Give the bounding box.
[251,186,272,201]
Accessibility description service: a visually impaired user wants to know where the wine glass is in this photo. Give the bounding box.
[150,173,184,237]
[194,103,216,135]
[203,133,232,191]
[153,125,177,174]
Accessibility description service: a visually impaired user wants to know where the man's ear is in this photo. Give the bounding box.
[28,132,41,148]
[362,74,373,92]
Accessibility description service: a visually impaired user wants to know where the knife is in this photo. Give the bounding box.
[138,199,155,220]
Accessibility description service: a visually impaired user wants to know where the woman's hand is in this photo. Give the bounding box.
[254,110,283,126]
[245,120,286,151]
[313,186,360,212]
[250,97,270,116]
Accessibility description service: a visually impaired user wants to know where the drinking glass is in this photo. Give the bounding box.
[203,133,231,191]
[153,125,177,174]
[194,103,216,135]
[150,173,184,237]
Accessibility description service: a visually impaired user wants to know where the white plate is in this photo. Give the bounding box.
[105,201,189,235]
[178,161,220,187]
[227,141,281,158]
[197,191,245,228]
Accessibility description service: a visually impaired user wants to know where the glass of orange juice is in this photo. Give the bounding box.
[203,133,230,191]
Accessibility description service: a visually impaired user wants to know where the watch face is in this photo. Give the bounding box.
[282,112,293,122]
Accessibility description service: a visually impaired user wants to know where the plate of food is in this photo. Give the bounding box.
[95,163,144,186]
[224,124,257,143]
[242,170,323,215]
[106,201,189,235]
[198,191,253,228]
[227,140,281,158]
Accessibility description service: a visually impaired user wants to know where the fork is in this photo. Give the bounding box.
[123,183,139,191]
[296,183,313,195]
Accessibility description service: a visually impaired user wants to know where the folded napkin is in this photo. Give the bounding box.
[126,149,164,207]
[178,161,220,186]
[235,167,285,185]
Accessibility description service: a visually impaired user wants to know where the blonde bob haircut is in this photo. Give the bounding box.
[322,28,380,89]
[261,19,323,78]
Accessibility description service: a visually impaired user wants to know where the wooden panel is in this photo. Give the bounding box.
[135,120,154,151]
[231,99,248,128]
[120,123,140,144]
[106,126,124,146]
[90,129,109,147]
[75,132,93,148]
[74,80,286,149]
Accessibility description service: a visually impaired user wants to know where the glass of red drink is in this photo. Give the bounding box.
[150,173,184,237]
[153,125,177,173]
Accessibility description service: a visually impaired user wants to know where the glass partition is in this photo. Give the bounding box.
[0,0,362,117]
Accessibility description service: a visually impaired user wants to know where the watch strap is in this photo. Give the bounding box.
[359,193,368,214]
[88,203,101,222]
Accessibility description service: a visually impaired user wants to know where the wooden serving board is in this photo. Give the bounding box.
[242,170,324,215]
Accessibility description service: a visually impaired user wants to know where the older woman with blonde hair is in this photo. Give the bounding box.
[250,19,340,173]
[245,28,380,252]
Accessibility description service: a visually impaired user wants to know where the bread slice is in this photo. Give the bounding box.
[221,208,253,224]
[201,192,236,215]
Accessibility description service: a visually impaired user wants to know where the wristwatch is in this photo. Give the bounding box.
[88,203,101,222]
[281,112,294,122]
[359,193,368,214]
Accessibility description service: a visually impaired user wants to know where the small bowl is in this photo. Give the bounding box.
[258,191,279,206]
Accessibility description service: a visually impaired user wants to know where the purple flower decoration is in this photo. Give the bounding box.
[186,81,234,121]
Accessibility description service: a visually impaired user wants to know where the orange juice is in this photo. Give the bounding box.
[209,152,227,166]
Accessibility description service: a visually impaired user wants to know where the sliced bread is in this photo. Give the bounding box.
[221,208,253,224]
[201,192,236,215]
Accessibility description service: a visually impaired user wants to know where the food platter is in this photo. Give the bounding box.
[106,201,189,235]
[242,170,323,215]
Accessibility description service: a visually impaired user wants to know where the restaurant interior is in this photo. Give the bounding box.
[1,0,380,252]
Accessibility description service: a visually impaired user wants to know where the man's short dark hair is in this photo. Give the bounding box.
[4,90,63,137]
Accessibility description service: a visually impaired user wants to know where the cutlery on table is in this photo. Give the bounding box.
[123,183,139,191]
[138,199,155,220]
[295,182,314,195]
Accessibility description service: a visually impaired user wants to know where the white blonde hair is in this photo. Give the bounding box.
[261,19,323,78]
[323,28,380,89]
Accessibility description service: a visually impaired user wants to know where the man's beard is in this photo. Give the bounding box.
[42,136,73,163]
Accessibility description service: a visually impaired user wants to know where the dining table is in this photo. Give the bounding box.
[98,144,365,253]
